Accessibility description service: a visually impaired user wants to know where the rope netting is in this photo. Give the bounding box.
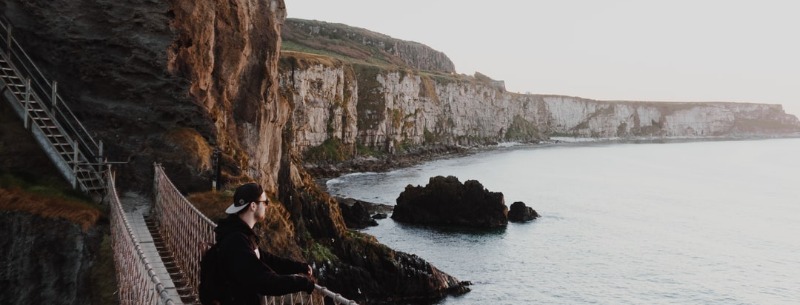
[152,163,358,305]
[107,169,176,305]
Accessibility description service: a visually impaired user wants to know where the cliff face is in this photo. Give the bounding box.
[283,19,455,74]
[1,0,467,302]
[0,211,101,305]
[279,57,800,156]
[1,0,210,191]
[279,52,359,155]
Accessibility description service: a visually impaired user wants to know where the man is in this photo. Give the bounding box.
[215,182,315,305]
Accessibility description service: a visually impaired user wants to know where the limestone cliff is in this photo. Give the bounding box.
[279,54,800,158]
[1,0,468,303]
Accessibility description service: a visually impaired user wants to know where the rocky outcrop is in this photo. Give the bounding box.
[336,197,378,229]
[508,201,539,222]
[284,175,470,302]
[283,19,455,74]
[392,176,508,228]
[0,211,102,305]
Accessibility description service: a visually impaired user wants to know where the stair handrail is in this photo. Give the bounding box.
[107,168,177,305]
[0,17,103,165]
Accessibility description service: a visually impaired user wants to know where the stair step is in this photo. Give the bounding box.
[1,75,23,81]
[81,184,105,190]
[78,177,103,183]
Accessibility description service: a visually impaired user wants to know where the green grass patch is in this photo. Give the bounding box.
[305,242,339,263]
[304,138,349,163]
[505,115,541,141]
[356,143,384,158]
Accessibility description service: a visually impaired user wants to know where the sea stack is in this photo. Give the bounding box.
[392,176,508,228]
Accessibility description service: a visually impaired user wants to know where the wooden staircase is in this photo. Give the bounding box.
[0,18,105,194]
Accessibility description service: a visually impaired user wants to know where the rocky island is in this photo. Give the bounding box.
[393,176,509,228]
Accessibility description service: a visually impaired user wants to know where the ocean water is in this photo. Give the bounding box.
[326,138,800,305]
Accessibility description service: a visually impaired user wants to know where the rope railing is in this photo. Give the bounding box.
[153,163,216,299]
[107,168,177,305]
[152,163,359,305]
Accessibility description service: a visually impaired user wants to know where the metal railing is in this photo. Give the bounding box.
[107,168,177,305]
[152,163,359,305]
[0,17,105,187]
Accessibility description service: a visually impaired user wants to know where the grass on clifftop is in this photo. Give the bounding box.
[0,172,101,231]
[187,190,235,222]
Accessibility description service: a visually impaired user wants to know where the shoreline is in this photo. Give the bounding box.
[310,134,800,185]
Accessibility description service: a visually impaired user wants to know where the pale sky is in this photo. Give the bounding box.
[287,1,800,116]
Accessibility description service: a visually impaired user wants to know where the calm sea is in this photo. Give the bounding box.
[326,138,800,305]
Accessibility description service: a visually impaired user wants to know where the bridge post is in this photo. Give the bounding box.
[5,25,10,53]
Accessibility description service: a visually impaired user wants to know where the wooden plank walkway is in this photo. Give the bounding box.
[120,192,184,305]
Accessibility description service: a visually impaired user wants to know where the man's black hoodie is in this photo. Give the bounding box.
[215,215,314,305]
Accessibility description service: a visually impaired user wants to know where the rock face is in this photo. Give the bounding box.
[283,19,455,74]
[508,201,539,222]
[336,197,378,229]
[281,60,800,158]
[0,0,468,302]
[393,176,508,228]
[278,20,800,160]
[0,211,101,305]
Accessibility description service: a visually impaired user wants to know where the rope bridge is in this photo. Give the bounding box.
[152,163,358,305]
[107,170,176,305]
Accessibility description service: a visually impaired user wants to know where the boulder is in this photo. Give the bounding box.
[508,201,540,222]
[336,197,378,229]
[335,197,394,229]
[392,176,507,228]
